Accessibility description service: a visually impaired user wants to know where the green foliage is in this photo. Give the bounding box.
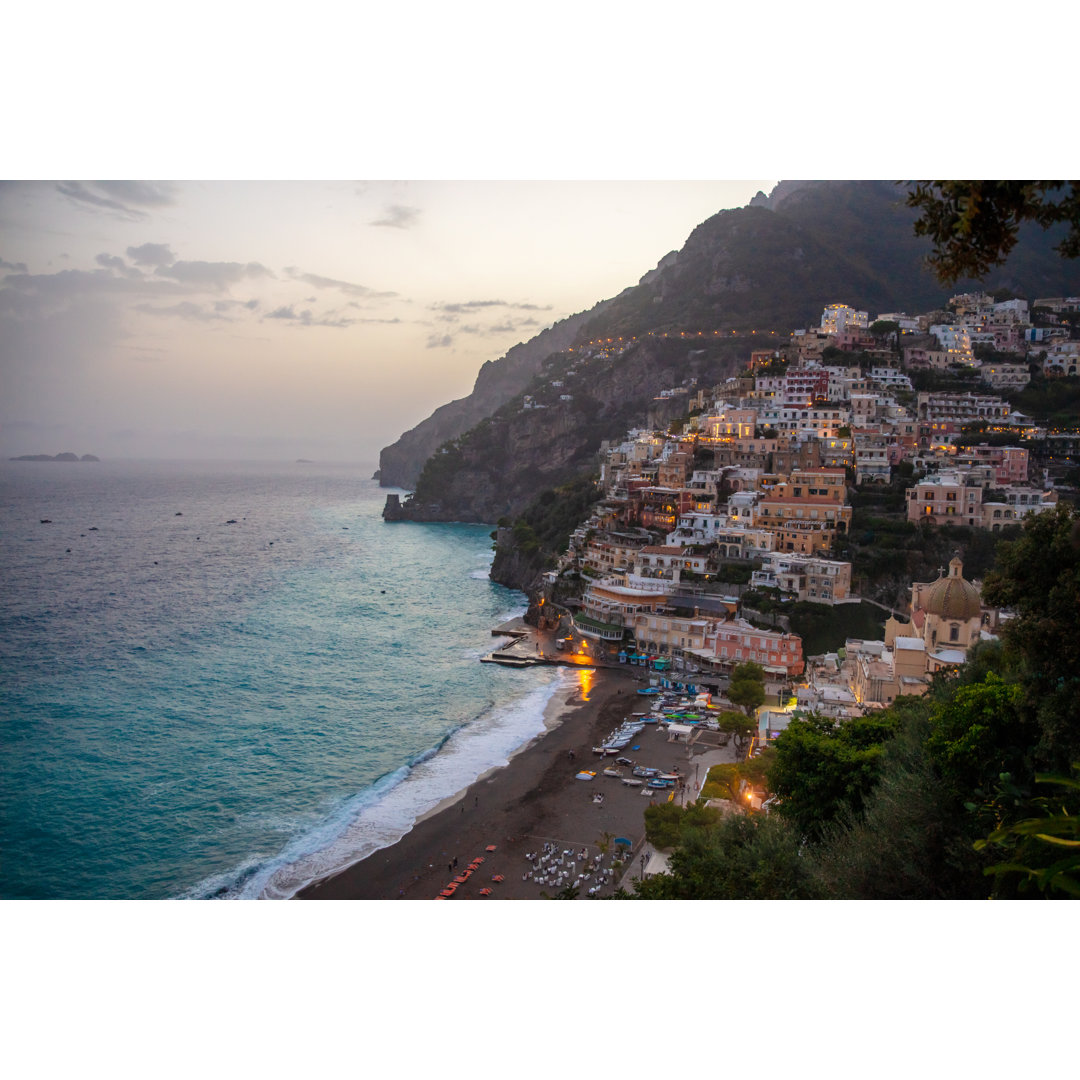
[924,674,1030,800]
[727,661,766,719]
[702,751,774,801]
[907,180,1080,284]
[1007,375,1080,428]
[717,710,756,756]
[643,801,686,848]
[634,812,814,899]
[768,711,903,840]
[981,503,1080,769]
[786,601,887,658]
[643,799,723,849]
[975,766,1080,898]
[807,703,988,899]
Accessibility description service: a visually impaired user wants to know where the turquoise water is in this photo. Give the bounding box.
[0,461,561,899]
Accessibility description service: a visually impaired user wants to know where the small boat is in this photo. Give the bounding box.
[621,778,643,787]
[575,770,597,781]
[592,747,607,755]
[603,747,621,756]
[646,779,671,789]
[636,687,659,695]
[657,773,680,782]
[602,767,621,778]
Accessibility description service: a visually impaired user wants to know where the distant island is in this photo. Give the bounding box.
[9,453,100,462]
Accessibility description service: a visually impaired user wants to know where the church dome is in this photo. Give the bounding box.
[922,556,982,620]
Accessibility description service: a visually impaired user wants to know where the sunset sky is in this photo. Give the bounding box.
[3,7,1060,470]
[1,179,775,464]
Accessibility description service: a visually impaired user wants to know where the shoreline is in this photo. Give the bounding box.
[407,667,582,830]
[297,659,734,900]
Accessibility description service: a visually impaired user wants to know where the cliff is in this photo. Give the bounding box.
[377,301,612,488]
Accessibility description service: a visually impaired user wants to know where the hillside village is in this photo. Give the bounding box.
[523,292,1080,748]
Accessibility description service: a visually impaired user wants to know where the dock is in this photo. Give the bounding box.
[481,616,619,669]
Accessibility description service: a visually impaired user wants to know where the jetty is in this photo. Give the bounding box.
[481,616,619,669]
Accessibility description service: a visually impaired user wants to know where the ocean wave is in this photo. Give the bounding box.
[186,671,566,899]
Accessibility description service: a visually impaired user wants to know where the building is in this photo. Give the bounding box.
[906,471,984,526]
[821,304,869,334]
[885,556,986,672]
[754,468,851,554]
[751,551,853,604]
[688,618,804,677]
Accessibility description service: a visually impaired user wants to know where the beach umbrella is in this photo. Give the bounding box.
[614,837,632,847]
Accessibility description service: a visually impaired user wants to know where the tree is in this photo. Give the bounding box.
[767,711,904,841]
[974,765,1080,898]
[633,811,813,899]
[980,503,1080,769]
[727,661,766,718]
[718,711,756,758]
[906,181,1080,284]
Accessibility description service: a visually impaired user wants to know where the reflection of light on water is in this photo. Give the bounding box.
[578,667,596,702]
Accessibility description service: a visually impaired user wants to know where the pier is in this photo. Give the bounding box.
[481,616,619,669]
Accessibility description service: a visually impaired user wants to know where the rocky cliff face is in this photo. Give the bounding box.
[388,333,740,525]
[377,301,611,489]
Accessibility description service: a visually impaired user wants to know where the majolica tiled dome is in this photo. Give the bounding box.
[923,556,982,620]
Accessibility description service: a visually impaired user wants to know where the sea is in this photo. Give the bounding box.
[0,459,569,900]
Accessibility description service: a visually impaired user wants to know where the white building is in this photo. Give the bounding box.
[821,304,869,334]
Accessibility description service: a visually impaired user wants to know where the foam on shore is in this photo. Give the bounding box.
[184,665,574,899]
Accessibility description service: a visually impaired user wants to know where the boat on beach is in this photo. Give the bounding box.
[621,778,643,787]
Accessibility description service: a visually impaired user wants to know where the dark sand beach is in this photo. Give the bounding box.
[298,660,732,901]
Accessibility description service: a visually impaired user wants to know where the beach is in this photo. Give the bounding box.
[298,646,736,901]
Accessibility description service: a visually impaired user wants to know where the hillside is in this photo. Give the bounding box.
[380,180,1080,515]
[377,301,611,488]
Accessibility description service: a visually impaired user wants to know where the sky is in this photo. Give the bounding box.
[0,179,776,465]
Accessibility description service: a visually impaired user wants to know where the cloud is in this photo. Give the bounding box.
[426,332,453,349]
[56,181,177,221]
[0,268,188,315]
[430,299,553,316]
[490,318,540,333]
[93,181,176,208]
[284,266,396,299]
[126,242,177,267]
[264,305,354,328]
[1,256,29,273]
[155,260,272,290]
[133,301,229,322]
[95,253,143,279]
[370,204,421,229]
